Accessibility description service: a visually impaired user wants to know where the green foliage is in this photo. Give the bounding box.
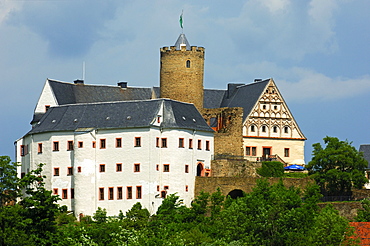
[307,136,368,197]
[0,156,19,206]
[355,199,370,222]
[0,160,62,245]
[93,207,107,223]
[257,161,284,177]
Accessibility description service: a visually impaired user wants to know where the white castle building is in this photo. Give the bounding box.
[16,34,305,216]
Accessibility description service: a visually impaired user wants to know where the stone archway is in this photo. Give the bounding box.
[227,189,245,199]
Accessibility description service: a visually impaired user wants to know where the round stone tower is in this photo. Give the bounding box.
[160,34,205,110]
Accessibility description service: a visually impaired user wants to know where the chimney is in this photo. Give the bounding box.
[74,79,84,85]
[254,79,262,82]
[118,81,128,88]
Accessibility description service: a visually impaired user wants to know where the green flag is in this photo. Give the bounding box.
[179,13,183,29]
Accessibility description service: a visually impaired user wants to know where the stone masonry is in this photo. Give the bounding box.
[160,46,205,111]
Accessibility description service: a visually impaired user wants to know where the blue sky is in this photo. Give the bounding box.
[1,0,369,162]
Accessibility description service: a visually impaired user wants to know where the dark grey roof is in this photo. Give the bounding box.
[203,89,226,108]
[174,34,191,50]
[28,99,213,135]
[220,79,269,121]
[48,79,153,105]
[360,144,370,169]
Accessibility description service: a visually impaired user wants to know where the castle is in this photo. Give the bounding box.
[16,34,305,216]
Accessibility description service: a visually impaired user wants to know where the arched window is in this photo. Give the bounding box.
[284,126,289,133]
[251,125,255,132]
[262,125,266,132]
[186,60,191,68]
[273,126,278,133]
[197,163,203,176]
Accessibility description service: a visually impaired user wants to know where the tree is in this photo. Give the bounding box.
[0,156,19,206]
[306,136,368,197]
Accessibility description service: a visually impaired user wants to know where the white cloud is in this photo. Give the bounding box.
[278,68,370,101]
[260,0,290,13]
[0,0,21,24]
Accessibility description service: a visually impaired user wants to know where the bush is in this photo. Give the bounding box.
[257,161,284,177]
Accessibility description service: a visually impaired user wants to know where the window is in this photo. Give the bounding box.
[156,164,159,171]
[161,138,167,148]
[185,165,189,173]
[273,126,278,133]
[53,141,59,151]
[284,148,290,157]
[262,126,266,132]
[62,189,68,199]
[116,138,122,148]
[38,143,42,153]
[78,141,83,148]
[246,147,251,156]
[252,147,257,156]
[189,139,193,149]
[156,137,160,147]
[53,188,58,195]
[251,125,255,132]
[186,60,191,68]
[157,116,161,123]
[100,164,105,173]
[92,141,96,148]
[67,140,74,150]
[71,188,74,199]
[45,105,50,112]
[100,139,106,149]
[117,187,123,200]
[54,167,59,176]
[197,140,202,150]
[274,105,278,110]
[246,147,257,156]
[179,138,184,148]
[20,145,25,156]
[67,167,73,176]
[134,163,140,172]
[262,104,266,110]
[99,188,104,200]
[206,140,210,151]
[136,186,142,199]
[185,185,188,192]
[135,137,141,147]
[127,187,132,199]
[157,185,160,191]
[109,187,114,200]
[21,172,25,178]
[284,126,289,134]
[116,163,122,172]
[164,186,169,190]
[54,168,60,176]
[163,164,170,172]
[77,166,82,173]
[161,190,166,198]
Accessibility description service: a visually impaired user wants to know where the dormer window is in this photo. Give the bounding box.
[186,60,191,68]
[45,105,50,112]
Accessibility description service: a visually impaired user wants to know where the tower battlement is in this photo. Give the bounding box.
[160,46,205,53]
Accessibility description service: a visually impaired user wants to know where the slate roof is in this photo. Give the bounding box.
[48,79,153,105]
[174,33,191,50]
[359,144,370,169]
[203,79,269,121]
[28,99,213,135]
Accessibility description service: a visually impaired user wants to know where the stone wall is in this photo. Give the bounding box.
[211,158,261,177]
[202,107,244,157]
[194,176,314,197]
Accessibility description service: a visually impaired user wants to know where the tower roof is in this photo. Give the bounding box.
[174,33,191,50]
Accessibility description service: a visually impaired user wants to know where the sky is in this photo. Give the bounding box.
[1,0,369,162]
